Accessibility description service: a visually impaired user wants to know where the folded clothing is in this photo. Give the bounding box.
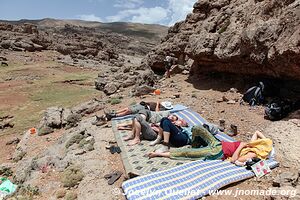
[0,177,17,199]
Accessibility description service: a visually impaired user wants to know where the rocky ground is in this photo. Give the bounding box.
[0,50,299,200]
[0,11,299,199]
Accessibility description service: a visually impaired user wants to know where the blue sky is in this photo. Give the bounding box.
[0,0,195,26]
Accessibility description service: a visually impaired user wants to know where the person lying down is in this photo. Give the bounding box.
[123,113,184,146]
[148,124,273,166]
[117,109,171,130]
[105,101,173,120]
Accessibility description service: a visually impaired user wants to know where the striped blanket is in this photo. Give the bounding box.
[123,159,278,200]
[121,107,279,200]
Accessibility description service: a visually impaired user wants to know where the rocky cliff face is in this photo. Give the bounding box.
[143,0,300,80]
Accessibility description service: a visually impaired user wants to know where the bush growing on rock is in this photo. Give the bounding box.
[0,166,13,177]
[17,184,40,198]
[56,188,67,198]
[65,132,85,149]
[65,191,78,200]
[108,97,122,105]
[78,137,95,151]
[61,165,84,188]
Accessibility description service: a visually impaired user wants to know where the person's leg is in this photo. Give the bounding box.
[159,118,173,146]
[116,108,131,117]
[117,121,133,130]
[140,121,157,141]
[123,113,145,139]
[123,119,135,141]
[128,119,141,146]
[250,131,266,141]
[250,132,258,141]
[162,130,170,144]
[164,125,223,160]
[106,107,130,120]
[126,104,145,116]
[256,131,266,139]
[115,108,128,114]
[149,127,163,146]
[170,144,223,160]
[161,119,188,147]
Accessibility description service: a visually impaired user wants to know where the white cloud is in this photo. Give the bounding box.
[106,6,168,24]
[77,14,102,22]
[114,0,144,9]
[131,7,168,24]
[167,0,195,25]
[105,0,195,25]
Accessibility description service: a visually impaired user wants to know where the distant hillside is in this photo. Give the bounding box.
[0,18,168,40]
[0,18,169,66]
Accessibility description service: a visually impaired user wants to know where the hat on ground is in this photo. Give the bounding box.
[161,101,173,110]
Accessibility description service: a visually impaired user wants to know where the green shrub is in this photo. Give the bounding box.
[0,166,13,177]
[109,98,122,105]
[56,189,66,198]
[61,165,84,188]
[65,192,77,200]
[18,184,40,197]
[65,133,85,149]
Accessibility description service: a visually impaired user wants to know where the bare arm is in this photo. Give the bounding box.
[231,142,248,163]
[155,101,160,112]
[237,152,257,163]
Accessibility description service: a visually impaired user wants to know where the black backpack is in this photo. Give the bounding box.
[265,98,294,121]
[243,82,265,106]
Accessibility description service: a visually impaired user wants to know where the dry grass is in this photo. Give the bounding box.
[0,56,101,136]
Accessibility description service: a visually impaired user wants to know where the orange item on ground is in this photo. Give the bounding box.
[30,128,36,134]
[154,89,161,95]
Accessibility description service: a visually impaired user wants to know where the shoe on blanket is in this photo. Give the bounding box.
[155,143,170,153]
[149,135,162,146]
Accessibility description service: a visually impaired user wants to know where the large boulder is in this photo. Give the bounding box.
[0,22,13,31]
[42,107,63,128]
[22,23,38,34]
[104,83,119,95]
[38,100,103,135]
[144,0,300,80]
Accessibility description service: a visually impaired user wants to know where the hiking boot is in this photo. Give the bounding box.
[105,112,116,121]
[92,115,107,126]
[219,119,225,132]
[227,124,238,136]
[149,135,162,146]
[155,143,170,153]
